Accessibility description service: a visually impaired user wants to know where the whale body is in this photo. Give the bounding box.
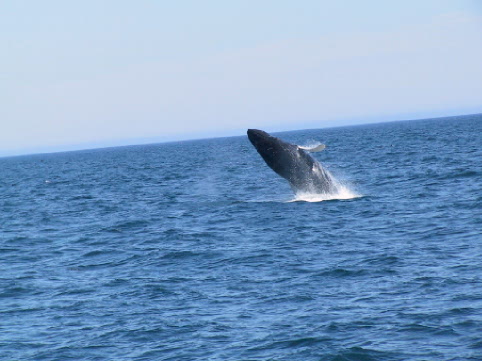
[247,129,339,194]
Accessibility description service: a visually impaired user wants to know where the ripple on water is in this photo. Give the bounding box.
[0,115,481,361]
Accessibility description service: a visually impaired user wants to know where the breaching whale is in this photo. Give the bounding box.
[247,129,339,195]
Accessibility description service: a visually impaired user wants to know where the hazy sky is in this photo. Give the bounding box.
[2,0,482,156]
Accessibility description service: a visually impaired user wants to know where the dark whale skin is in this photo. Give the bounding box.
[247,129,338,194]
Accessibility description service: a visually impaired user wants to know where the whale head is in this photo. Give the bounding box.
[247,129,301,179]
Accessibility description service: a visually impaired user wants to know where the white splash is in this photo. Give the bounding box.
[289,171,361,203]
[290,184,360,202]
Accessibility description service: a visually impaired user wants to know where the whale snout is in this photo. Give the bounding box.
[247,128,262,140]
[247,129,270,148]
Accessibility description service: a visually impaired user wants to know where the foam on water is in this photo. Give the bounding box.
[290,183,360,202]
[289,165,360,202]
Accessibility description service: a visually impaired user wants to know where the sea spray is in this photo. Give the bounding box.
[291,169,360,202]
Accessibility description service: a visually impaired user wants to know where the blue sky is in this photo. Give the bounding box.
[2,1,482,156]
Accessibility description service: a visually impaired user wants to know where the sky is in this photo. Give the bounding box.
[1,0,482,156]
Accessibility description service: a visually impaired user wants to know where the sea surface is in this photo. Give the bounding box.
[1,114,481,361]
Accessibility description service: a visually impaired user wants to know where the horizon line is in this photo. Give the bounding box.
[1,111,480,159]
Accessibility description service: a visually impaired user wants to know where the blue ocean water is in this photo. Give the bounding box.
[1,114,481,361]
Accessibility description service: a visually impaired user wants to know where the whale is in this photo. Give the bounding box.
[247,129,339,194]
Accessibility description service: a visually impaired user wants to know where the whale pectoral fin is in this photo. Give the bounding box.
[299,144,326,152]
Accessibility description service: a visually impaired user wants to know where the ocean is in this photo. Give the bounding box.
[1,114,481,360]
